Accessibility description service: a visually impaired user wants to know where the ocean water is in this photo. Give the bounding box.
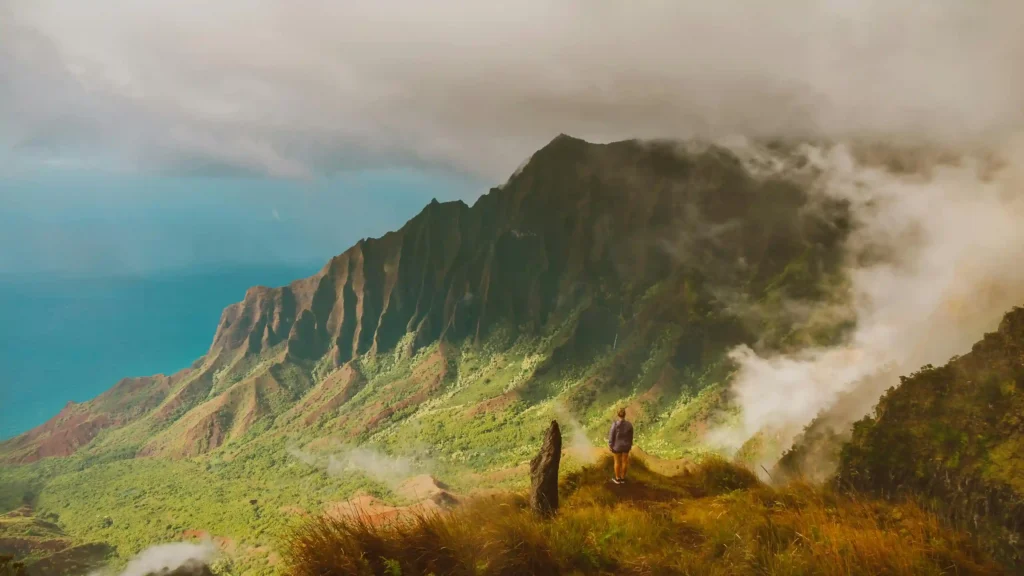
[0,264,318,440]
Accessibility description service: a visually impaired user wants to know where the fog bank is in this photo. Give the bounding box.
[710,137,1024,469]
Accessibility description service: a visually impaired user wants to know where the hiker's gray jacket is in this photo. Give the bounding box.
[608,419,634,453]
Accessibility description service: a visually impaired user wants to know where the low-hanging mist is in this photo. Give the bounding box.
[287,446,430,488]
[709,137,1024,470]
[554,404,599,465]
[90,540,216,576]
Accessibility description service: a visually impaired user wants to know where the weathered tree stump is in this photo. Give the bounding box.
[529,420,562,517]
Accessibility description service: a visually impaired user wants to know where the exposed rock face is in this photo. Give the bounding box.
[204,135,847,368]
[530,420,562,516]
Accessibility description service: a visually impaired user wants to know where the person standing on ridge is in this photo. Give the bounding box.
[608,407,634,484]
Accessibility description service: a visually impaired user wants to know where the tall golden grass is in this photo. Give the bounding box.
[282,456,1004,575]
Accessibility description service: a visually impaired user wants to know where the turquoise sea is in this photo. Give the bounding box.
[0,264,318,440]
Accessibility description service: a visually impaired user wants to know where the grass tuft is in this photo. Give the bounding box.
[282,456,1005,575]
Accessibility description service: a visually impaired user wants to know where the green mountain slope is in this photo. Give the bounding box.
[839,306,1024,565]
[0,135,857,572]
[1,136,851,464]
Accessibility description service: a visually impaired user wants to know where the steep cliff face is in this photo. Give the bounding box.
[207,135,846,370]
[0,135,850,463]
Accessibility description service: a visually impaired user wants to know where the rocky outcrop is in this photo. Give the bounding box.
[530,420,562,516]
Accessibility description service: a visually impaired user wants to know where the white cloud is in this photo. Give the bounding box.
[95,540,216,576]
[288,445,428,487]
[708,137,1024,466]
[3,0,1023,178]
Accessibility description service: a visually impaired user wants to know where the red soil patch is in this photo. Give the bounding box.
[325,476,459,528]
[153,372,213,423]
[1,406,113,463]
[181,530,236,554]
[466,390,519,417]
[294,364,365,426]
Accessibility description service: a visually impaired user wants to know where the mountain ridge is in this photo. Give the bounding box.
[5,134,1024,574]
[1,133,849,465]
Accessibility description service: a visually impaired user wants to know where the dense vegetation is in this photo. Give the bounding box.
[0,312,742,574]
[1,137,1020,574]
[0,238,851,574]
[0,437,394,574]
[285,455,1002,576]
[839,307,1024,566]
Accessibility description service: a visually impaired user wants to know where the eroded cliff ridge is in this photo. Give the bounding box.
[1,135,849,463]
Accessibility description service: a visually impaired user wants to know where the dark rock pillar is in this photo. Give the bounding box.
[529,420,562,516]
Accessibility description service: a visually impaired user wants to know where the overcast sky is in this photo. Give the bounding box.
[2,0,1023,274]
[4,0,1023,180]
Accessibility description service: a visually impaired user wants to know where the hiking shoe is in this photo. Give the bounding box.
[619,478,627,484]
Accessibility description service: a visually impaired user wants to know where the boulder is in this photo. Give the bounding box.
[529,420,562,516]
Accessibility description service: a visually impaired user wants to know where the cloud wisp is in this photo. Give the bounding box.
[88,540,216,576]
[288,445,429,487]
[708,138,1024,470]
[554,404,598,465]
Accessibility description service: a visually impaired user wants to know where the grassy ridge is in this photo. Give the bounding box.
[839,307,1024,566]
[284,456,1002,576]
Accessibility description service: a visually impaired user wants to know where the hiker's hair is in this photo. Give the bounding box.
[617,407,626,418]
